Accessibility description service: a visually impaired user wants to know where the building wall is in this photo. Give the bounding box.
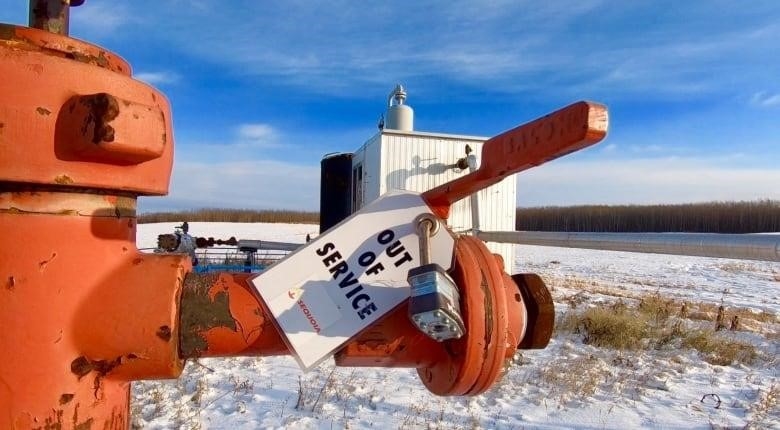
[351,132,382,211]
[379,132,480,233]
[353,129,516,270]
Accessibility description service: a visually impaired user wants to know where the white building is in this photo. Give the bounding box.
[349,85,516,268]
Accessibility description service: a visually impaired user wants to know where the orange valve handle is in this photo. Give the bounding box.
[422,101,608,218]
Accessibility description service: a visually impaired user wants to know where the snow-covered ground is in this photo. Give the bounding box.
[133,222,779,429]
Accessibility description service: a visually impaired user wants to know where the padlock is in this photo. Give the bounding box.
[408,263,465,341]
[407,214,466,341]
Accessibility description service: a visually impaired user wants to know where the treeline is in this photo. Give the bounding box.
[140,201,780,232]
[138,208,319,224]
[516,200,780,233]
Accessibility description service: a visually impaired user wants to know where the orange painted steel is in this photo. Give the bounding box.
[336,235,526,396]
[0,24,129,73]
[29,0,83,35]
[0,18,181,429]
[178,237,526,397]
[180,272,289,359]
[0,192,188,429]
[334,303,449,368]
[179,272,445,367]
[422,101,608,219]
[0,24,172,195]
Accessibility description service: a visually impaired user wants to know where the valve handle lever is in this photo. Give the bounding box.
[422,101,608,218]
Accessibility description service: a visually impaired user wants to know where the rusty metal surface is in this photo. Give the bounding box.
[0,23,130,73]
[337,235,528,396]
[335,303,448,368]
[0,208,187,429]
[60,93,168,164]
[29,0,71,35]
[0,190,136,217]
[419,235,525,396]
[0,26,172,195]
[180,272,289,358]
[512,273,554,349]
[422,101,608,218]
[179,272,449,366]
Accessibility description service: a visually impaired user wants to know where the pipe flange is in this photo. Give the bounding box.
[417,235,524,395]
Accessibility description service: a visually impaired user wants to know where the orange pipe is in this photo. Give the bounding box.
[179,273,289,358]
[179,273,447,367]
[335,303,449,369]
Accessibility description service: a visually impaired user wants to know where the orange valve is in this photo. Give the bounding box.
[178,234,547,397]
[418,235,523,395]
[337,235,528,396]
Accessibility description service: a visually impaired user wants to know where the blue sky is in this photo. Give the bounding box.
[3,1,779,211]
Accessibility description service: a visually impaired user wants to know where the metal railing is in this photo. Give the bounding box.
[477,231,780,262]
[139,247,294,273]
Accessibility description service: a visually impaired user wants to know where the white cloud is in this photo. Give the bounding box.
[232,123,287,150]
[56,2,780,105]
[70,3,128,35]
[567,21,780,99]
[139,1,604,96]
[130,2,777,102]
[517,157,780,207]
[179,123,288,155]
[601,144,618,153]
[135,71,180,85]
[628,144,665,153]
[751,91,780,107]
[238,124,277,142]
[145,159,320,212]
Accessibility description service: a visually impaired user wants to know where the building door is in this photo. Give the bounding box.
[351,163,364,212]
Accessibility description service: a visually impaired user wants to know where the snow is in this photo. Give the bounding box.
[133,222,780,429]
